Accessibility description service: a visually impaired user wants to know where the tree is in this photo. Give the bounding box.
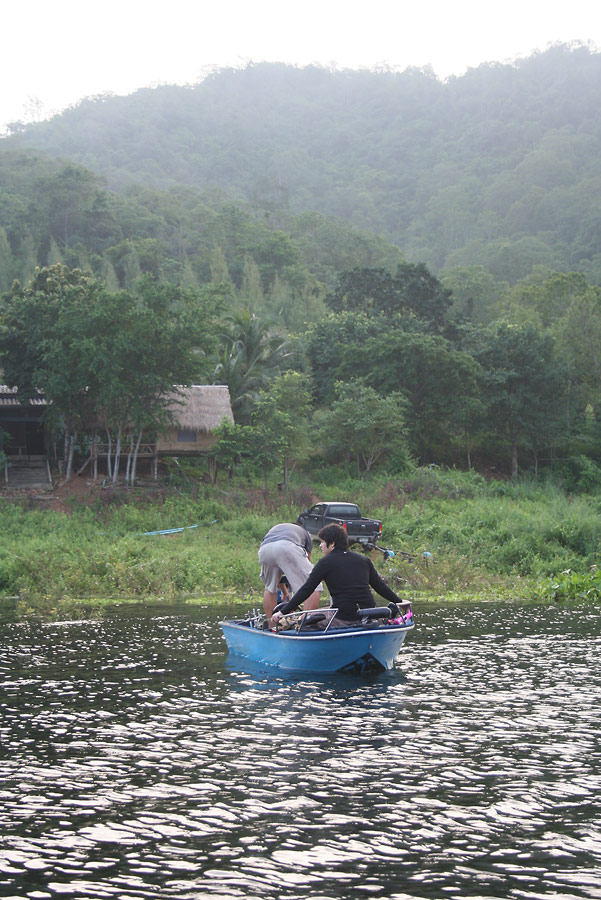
[212,308,289,423]
[325,267,399,315]
[394,261,454,329]
[0,265,219,482]
[505,272,594,328]
[210,418,252,483]
[35,164,99,249]
[0,227,15,292]
[334,329,480,464]
[0,265,102,478]
[303,310,386,406]
[324,263,452,330]
[319,381,409,477]
[440,265,509,325]
[552,288,601,441]
[18,234,38,285]
[249,400,288,491]
[93,278,219,483]
[252,372,313,487]
[471,322,567,477]
[209,244,232,284]
[239,254,264,310]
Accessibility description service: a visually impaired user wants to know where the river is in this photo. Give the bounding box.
[1,600,600,899]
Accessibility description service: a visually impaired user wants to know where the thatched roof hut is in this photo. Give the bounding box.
[0,385,47,456]
[157,385,234,454]
[0,384,235,460]
[0,385,47,408]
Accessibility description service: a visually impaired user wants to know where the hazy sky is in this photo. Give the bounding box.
[2,0,599,129]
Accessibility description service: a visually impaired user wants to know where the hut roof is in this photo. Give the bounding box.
[165,385,234,432]
[0,385,46,407]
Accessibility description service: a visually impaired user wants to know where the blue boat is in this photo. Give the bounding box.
[220,605,414,674]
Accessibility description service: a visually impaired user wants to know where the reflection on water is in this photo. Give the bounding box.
[1,601,600,899]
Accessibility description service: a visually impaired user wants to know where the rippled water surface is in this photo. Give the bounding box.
[1,601,600,900]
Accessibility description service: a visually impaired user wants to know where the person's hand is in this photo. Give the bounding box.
[271,610,283,627]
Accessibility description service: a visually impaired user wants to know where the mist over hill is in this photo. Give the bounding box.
[4,42,601,284]
[5,45,601,479]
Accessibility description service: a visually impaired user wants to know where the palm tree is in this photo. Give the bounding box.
[212,308,289,423]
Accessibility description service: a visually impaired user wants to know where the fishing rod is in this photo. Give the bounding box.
[373,544,396,559]
[373,545,432,563]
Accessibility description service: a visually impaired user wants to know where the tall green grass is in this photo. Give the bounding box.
[1,469,601,610]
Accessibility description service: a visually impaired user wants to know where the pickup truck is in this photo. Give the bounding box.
[296,502,383,549]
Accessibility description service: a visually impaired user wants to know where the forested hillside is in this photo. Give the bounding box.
[3,43,601,484]
[4,43,601,284]
[0,148,406,325]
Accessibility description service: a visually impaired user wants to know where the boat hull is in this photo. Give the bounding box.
[220,620,413,674]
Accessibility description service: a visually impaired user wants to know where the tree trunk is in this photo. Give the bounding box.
[112,427,122,483]
[65,430,78,481]
[106,428,113,480]
[130,430,143,485]
[125,433,134,485]
[63,429,69,474]
[208,455,218,485]
[75,454,92,476]
[93,432,98,481]
[511,436,519,479]
[362,447,378,477]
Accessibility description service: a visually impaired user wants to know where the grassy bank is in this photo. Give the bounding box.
[1,468,601,617]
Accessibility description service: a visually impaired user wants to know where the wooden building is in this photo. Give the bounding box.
[0,386,48,457]
[1,384,234,483]
[0,386,51,488]
[157,385,234,454]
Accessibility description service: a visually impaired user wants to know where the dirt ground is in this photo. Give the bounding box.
[50,476,105,511]
[2,476,120,513]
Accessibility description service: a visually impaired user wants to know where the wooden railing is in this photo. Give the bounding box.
[92,442,157,458]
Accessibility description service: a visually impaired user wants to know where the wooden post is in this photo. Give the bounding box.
[93,438,98,481]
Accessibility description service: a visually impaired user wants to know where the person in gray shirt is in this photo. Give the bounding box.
[259,523,322,618]
[272,523,404,628]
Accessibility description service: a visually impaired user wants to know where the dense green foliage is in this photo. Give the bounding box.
[5,254,601,479]
[0,265,220,479]
[3,46,601,481]
[1,471,600,609]
[3,48,601,612]
[5,44,601,284]
[0,147,404,301]
[534,566,601,602]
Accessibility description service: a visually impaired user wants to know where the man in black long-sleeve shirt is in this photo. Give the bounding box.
[271,523,404,627]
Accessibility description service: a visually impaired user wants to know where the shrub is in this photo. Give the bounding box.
[535,567,601,601]
[555,456,601,494]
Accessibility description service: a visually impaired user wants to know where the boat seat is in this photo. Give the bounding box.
[358,607,392,623]
[299,612,327,630]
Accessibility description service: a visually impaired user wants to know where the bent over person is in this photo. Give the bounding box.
[259,522,322,618]
[271,523,404,628]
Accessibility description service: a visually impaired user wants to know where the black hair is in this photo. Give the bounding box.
[318,523,349,550]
